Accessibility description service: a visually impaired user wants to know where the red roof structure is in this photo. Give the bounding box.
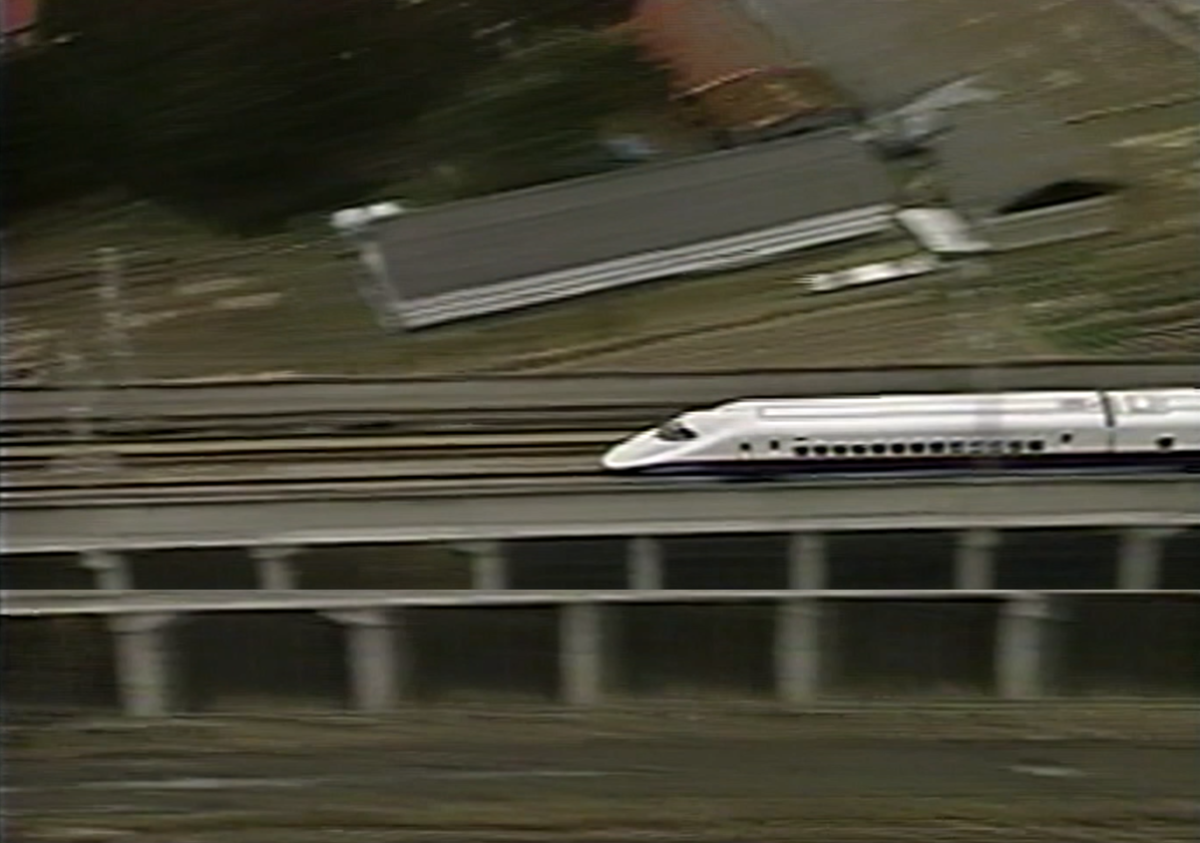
[3,0,39,36]
[627,0,848,133]
[2,0,40,54]
[629,0,787,91]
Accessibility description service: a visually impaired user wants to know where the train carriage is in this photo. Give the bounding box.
[602,387,1200,476]
[1107,389,1200,472]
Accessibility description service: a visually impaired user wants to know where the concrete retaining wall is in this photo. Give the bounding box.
[4,592,1197,719]
[7,526,1197,592]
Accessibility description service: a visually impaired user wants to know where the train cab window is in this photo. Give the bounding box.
[1157,435,1175,451]
[794,445,810,457]
[911,442,926,455]
[929,441,945,455]
[814,445,829,457]
[1028,440,1045,452]
[871,443,887,455]
[655,421,698,442]
[890,443,907,455]
[851,444,868,456]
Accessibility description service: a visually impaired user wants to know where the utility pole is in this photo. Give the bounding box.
[949,253,1005,475]
[96,246,135,386]
[950,254,1001,393]
[895,208,998,473]
[50,341,117,480]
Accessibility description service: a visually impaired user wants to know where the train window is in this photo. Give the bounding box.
[794,445,810,457]
[832,444,848,456]
[851,444,868,456]
[929,441,945,454]
[655,421,698,442]
[890,442,907,455]
[988,441,1004,454]
[949,441,965,454]
[1007,441,1023,453]
[739,442,752,453]
[1157,435,1175,451]
[1060,433,1074,445]
[1028,440,1045,452]
[911,442,926,455]
[969,441,984,453]
[871,443,887,455]
[770,440,780,451]
[814,445,829,456]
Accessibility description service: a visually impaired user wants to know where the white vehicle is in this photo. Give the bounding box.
[601,387,1200,476]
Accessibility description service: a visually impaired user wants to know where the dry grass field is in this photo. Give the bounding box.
[4,0,1198,382]
[5,706,1199,842]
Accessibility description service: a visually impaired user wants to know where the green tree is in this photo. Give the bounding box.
[5,0,652,230]
[414,28,670,195]
[11,0,491,232]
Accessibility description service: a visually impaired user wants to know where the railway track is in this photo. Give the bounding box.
[1,407,668,444]
[4,362,1196,498]
[1,430,619,495]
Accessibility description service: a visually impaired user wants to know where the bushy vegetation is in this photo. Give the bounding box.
[3,0,664,234]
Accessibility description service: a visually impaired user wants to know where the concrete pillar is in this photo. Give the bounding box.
[627,536,663,590]
[787,532,826,590]
[995,593,1054,700]
[560,602,604,706]
[955,528,999,590]
[251,546,299,590]
[775,597,822,702]
[462,541,507,590]
[323,608,401,712]
[109,612,175,717]
[1117,527,1177,590]
[80,549,132,590]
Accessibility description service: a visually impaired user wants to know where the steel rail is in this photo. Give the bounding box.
[0,409,666,445]
[2,431,620,459]
[5,361,1198,422]
[6,475,1197,554]
[6,588,1197,617]
[2,461,594,495]
[2,469,1193,507]
[1,406,669,427]
[0,431,617,494]
[7,357,1197,391]
[1,475,611,505]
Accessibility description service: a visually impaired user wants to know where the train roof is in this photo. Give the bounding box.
[1106,388,1200,412]
[714,390,1106,418]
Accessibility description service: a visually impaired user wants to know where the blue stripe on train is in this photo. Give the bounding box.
[608,451,1200,477]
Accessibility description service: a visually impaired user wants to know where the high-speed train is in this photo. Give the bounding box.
[600,387,1200,476]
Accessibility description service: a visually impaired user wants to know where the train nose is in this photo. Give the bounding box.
[601,432,667,471]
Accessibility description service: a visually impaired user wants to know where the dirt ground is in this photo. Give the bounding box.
[5,705,1198,842]
[7,2,1200,381]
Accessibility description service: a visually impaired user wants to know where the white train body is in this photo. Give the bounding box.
[601,387,1200,475]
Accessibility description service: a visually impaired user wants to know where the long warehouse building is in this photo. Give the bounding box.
[355,128,895,329]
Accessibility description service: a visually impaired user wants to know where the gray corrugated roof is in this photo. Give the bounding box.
[935,100,1116,215]
[378,128,893,300]
[738,0,969,113]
